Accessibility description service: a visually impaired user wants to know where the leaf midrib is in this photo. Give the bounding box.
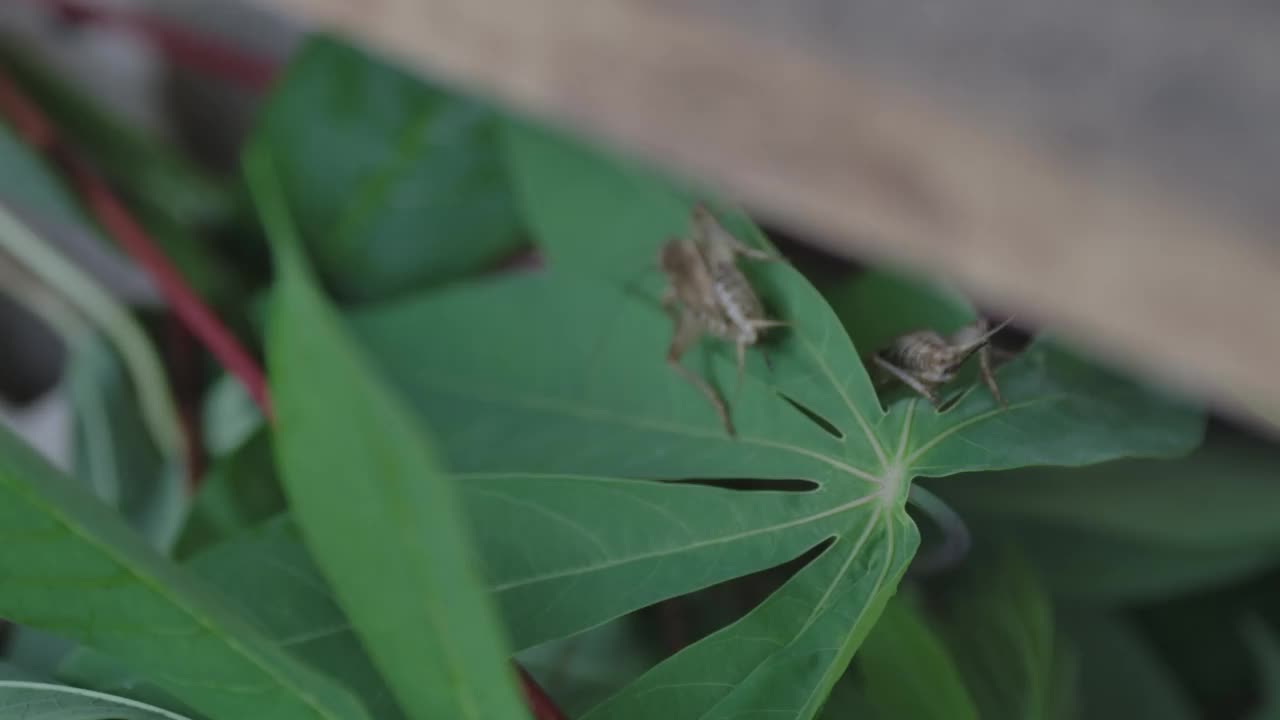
[486,491,882,592]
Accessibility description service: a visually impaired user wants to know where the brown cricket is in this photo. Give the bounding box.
[658,205,785,435]
[872,317,1013,408]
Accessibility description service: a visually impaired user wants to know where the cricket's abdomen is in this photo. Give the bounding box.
[881,331,956,381]
[710,266,766,343]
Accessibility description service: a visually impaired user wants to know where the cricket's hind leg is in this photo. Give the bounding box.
[977,344,1006,408]
[667,309,735,436]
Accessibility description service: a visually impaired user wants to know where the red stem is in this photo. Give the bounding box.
[33,0,278,92]
[168,316,206,489]
[518,665,568,720]
[0,55,566,720]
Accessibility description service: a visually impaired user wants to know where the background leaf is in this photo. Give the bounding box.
[252,35,524,303]
[934,431,1280,602]
[516,617,662,719]
[247,144,528,719]
[0,423,369,720]
[1064,613,1196,720]
[933,546,1075,720]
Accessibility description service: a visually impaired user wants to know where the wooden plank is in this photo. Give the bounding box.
[249,0,1280,428]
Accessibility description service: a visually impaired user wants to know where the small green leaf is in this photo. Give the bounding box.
[0,662,195,720]
[202,373,266,457]
[251,35,524,302]
[173,428,285,560]
[246,142,527,719]
[0,424,369,719]
[857,595,979,720]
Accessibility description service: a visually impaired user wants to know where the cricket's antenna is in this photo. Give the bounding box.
[978,316,1015,343]
[954,316,1015,364]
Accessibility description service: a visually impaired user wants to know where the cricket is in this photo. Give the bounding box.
[658,205,786,436]
[872,317,1013,408]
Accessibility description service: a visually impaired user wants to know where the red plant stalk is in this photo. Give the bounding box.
[0,59,566,720]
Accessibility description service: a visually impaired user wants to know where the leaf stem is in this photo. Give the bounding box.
[906,484,971,575]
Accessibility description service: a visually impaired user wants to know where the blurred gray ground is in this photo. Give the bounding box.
[671,0,1280,233]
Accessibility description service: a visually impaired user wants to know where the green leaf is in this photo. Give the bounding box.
[0,423,369,719]
[1064,613,1196,720]
[336,118,1199,718]
[66,336,186,551]
[937,432,1280,602]
[857,595,979,720]
[246,143,527,719]
[0,662,195,720]
[252,35,524,302]
[172,428,285,560]
[202,373,266,457]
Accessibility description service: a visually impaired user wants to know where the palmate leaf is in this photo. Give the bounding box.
[337,118,1204,718]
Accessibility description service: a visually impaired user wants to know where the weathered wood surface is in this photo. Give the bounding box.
[250,0,1280,427]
